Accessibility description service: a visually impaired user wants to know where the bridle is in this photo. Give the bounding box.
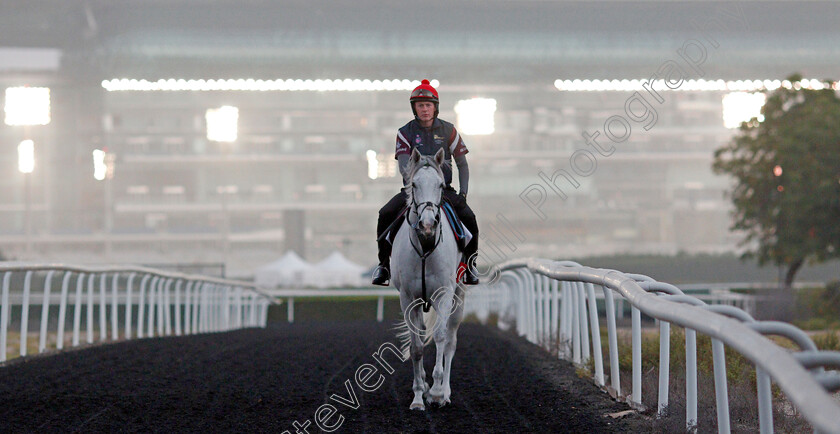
[406,166,445,312]
[409,186,442,235]
[407,180,444,254]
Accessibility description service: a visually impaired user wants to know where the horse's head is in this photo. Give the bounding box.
[406,148,446,245]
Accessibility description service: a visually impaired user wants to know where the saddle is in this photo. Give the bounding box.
[381,200,470,252]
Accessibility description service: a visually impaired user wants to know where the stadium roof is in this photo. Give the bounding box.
[1,1,837,81]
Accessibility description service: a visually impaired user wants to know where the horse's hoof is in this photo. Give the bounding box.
[429,399,450,409]
[410,403,425,411]
[427,394,446,407]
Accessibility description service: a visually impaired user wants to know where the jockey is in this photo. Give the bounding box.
[372,79,480,286]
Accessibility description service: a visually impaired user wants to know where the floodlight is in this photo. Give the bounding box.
[454,98,496,135]
[722,92,765,129]
[206,105,239,142]
[102,78,439,92]
[366,150,378,180]
[18,140,34,173]
[5,87,51,126]
[92,149,107,181]
[216,185,238,194]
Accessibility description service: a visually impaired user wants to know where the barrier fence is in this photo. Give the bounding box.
[465,258,840,434]
[4,260,839,432]
[0,263,274,363]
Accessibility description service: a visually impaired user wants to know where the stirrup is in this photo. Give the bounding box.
[458,259,479,285]
[463,269,479,285]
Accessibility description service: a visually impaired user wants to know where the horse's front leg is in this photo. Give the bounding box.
[428,288,453,405]
[403,298,429,411]
[441,288,465,405]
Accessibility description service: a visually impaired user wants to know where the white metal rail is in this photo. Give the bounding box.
[465,258,840,434]
[0,263,275,363]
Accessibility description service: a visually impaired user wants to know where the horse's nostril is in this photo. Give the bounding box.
[420,223,434,236]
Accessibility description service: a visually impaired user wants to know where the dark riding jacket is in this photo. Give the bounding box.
[395,118,468,188]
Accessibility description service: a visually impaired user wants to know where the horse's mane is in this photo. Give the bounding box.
[405,154,448,205]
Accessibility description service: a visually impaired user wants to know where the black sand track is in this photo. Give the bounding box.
[0,321,647,433]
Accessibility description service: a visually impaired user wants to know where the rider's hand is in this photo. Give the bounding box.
[459,192,467,201]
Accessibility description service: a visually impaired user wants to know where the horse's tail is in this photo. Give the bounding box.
[423,309,437,347]
[394,310,437,360]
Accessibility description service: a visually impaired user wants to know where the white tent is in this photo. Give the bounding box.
[254,251,313,288]
[307,251,366,288]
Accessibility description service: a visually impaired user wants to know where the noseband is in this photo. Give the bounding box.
[409,196,442,232]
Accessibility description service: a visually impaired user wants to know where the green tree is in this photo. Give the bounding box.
[713,74,840,291]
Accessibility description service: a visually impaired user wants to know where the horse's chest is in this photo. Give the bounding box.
[392,226,457,289]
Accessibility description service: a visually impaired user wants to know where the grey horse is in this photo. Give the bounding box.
[393,147,466,411]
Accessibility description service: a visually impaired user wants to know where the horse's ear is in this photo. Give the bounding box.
[434,148,445,166]
[410,147,421,165]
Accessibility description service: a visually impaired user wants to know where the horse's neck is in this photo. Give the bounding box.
[393,211,458,284]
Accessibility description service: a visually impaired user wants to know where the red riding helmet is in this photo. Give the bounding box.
[410,79,439,118]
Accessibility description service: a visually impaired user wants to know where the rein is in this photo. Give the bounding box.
[407,173,444,313]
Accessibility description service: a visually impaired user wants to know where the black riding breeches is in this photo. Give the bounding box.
[376,189,408,266]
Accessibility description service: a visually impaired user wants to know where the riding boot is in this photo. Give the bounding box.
[461,213,480,285]
[372,238,392,286]
[374,192,405,286]
[462,252,479,285]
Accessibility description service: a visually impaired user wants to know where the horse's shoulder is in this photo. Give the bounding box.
[392,218,410,241]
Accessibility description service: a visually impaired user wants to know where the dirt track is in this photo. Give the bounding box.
[0,321,649,433]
